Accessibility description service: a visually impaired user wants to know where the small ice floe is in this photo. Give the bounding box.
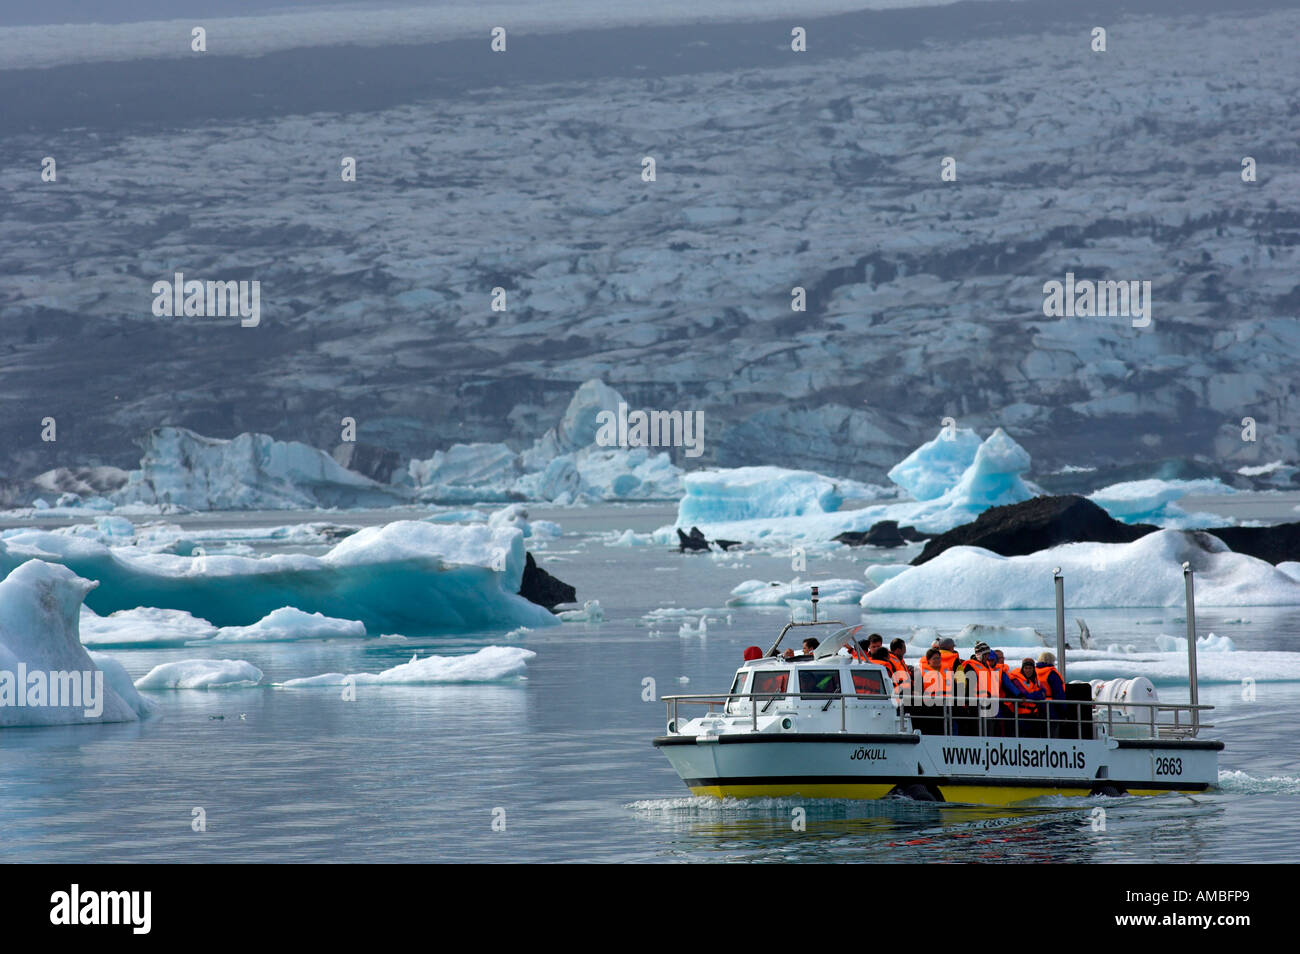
[557,599,604,623]
[679,617,708,638]
[134,659,264,690]
[277,645,536,687]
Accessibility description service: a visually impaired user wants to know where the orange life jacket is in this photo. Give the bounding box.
[919,658,951,697]
[938,650,959,671]
[961,657,997,698]
[888,655,912,690]
[1006,669,1042,716]
[1036,664,1063,698]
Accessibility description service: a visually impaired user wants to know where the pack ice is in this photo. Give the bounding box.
[861,530,1300,610]
[0,560,154,727]
[0,522,559,634]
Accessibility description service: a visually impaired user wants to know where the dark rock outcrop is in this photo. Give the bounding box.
[519,551,576,610]
[332,442,402,484]
[912,495,1154,566]
[834,520,932,548]
[676,526,740,552]
[1205,525,1300,567]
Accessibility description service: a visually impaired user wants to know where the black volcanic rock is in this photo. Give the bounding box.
[519,551,575,610]
[676,526,740,552]
[912,495,1155,566]
[835,520,907,548]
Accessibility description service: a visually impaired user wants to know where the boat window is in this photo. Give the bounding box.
[851,669,888,696]
[798,670,841,696]
[751,671,789,696]
[729,671,749,697]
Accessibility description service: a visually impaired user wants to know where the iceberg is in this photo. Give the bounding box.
[134,659,264,690]
[728,578,868,606]
[80,605,218,647]
[113,427,404,511]
[666,427,1037,542]
[887,427,982,501]
[1153,633,1235,653]
[0,521,559,634]
[277,645,536,687]
[211,607,367,642]
[862,530,1300,610]
[1068,648,1300,685]
[0,560,155,726]
[408,380,684,503]
[1087,478,1234,528]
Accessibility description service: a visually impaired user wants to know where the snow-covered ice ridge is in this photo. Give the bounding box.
[3,8,1297,484]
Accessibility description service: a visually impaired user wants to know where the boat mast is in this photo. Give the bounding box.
[1183,561,1200,729]
[1053,567,1067,681]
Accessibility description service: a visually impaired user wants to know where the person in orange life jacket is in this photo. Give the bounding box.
[952,641,997,735]
[937,637,960,672]
[867,648,894,675]
[1036,650,1067,737]
[1005,658,1048,737]
[889,637,913,691]
[909,647,947,734]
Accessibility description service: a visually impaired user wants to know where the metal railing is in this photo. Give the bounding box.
[662,691,1214,740]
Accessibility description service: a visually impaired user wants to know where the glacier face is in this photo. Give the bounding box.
[0,4,1297,487]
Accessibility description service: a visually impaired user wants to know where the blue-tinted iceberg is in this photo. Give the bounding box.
[887,427,982,501]
[728,578,868,606]
[0,560,155,726]
[0,522,558,635]
[1087,478,1234,528]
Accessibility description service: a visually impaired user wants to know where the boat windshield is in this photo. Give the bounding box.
[813,624,864,660]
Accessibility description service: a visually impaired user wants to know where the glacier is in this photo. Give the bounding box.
[0,560,155,727]
[0,522,559,635]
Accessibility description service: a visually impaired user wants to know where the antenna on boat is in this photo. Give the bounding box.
[1053,567,1067,681]
[810,585,819,623]
[1182,561,1200,728]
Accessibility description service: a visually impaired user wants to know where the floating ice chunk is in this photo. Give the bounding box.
[557,599,604,622]
[904,429,1036,531]
[608,529,654,547]
[1153,632,1235,653]
[79,605,217,647]
[729,578,867,606]
[887,427,982,501]
[113,427,402,511]
[679,617,708,637]
[862,530,1300,610]
[1068,649,1300,685]
[0,521,559,634]
[0,560,154,726]
[406,442,519,495]
[213,607,367,642]
[678,467,844,525]
[135,659,264,690]
[277,645,536,687]
[95,515,135,538]
[1088,478,1234,528]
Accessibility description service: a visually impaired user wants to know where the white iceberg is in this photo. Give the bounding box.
[80,605,218,647]
[212,607,367,642]
[278,645,536,687]
[1068,648,1300,685]
[678,466,845,525]
[862,530,1300,610]
[408,380,685,503]
[557,599,605,622]
[728,578,868,606]
[0,521,559,634]
[134,659,264,690]
[113,427,403,511]
[1153,633,1235,653]
[0,560,154,726]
